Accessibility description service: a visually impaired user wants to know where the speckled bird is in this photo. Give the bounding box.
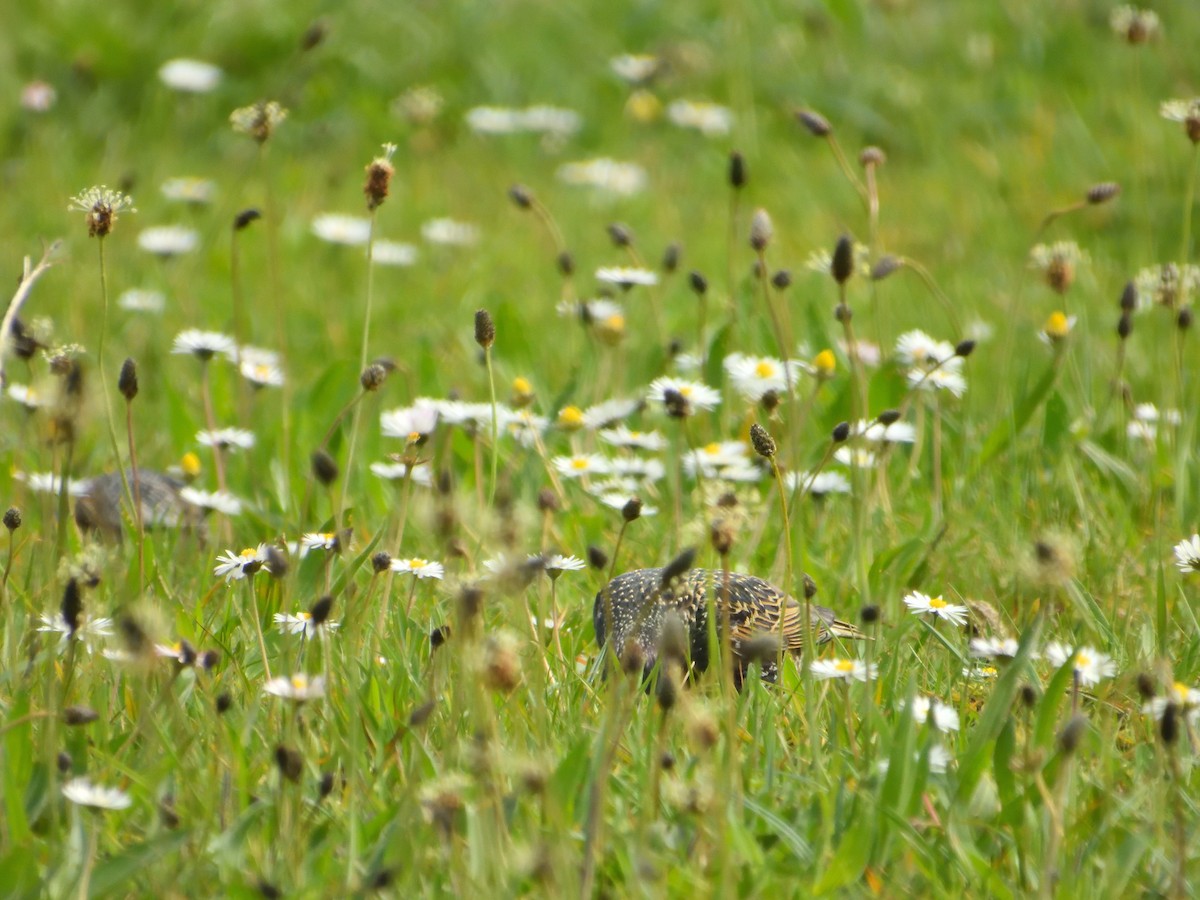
[594,567,865,684]
[74,470,205,539]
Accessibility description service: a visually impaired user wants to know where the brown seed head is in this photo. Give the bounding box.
[661,242,681,273]
[871,255,903,281]
[3,507,21,532]
[832,421,851,443]
[832,235,855,284]
[557,250,575,276]
[749,208,773,252]
[749,422,776,459]
[233,208,261,230]
[364,144,396,211]
[622,496,643,522]
[63,705,99,726]
[311,449,339,486]
[508,184,533,209]
[482,632,522,692]
[729,151,747,189]
[1117,313,1133,340]
[1057,715,1086,755]
[275,744,304,783]
[877,408,901,426]
[118,358,138,401]
[796,109,832,137]
[474,309,495,350]
[771,269,792,290]
[1085,182,1120,205]
[689,271,708,295]
[859,146,886,167]
[606,222,633,248]
[587,545,608,569]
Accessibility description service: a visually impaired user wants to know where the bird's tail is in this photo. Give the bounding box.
[825,618,870,641]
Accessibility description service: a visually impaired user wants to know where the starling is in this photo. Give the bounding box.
[74,470,205,539]
[594,568,865,684]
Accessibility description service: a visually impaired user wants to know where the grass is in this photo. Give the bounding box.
[2,0,1200,895]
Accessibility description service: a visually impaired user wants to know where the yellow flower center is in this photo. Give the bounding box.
[929,596,947,609]
[558,406,584,428]
[571,458,590,470]
[512,376,532,395]
[255,364,271,378]
[409,558,427,568]
[1076,652,1090,667]
[813,349,836,375]
[603,314,625,332]
[755,361,775,378]
[181,452,202,477]
[298,612,311,621]
[1173,682,1190,702]
[679,385,693,397]
[407,431,421,444]
[1045,311,1070,339]
[835,659,854,673]
[239,548,257,559]
[291,675,308,690]
[982,666,997,676]
[704,442,721,455]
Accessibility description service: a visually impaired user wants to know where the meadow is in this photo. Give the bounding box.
[2,0,1200,895]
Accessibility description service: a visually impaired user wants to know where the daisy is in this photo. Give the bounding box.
[599,425,666,451]
[1029,241,1087,294]
[666,100,734,137]
[274,612,340,639]
[713,463,764,483]
[301,532,342,553]
[1144,681,1200,722]
[1044,642,1117,686]
[1111,6,1159,43]
[239,356,284,388]
[421,218,479,247]
[153,641,198,665]
[543,554,586,576]
[197,428,255,451]
[179,487,243,516]
[311,213,372,246]
[62,778,132,810]
[213,545,271,582]
[15,471,90,496]
[381,402,439,442]
[372,240,418,266]
[172,330,236,361]
[20,80,56,112]
[230,101,287,142]
[908,366,968,398]
[1134,263,1200,309]
[465,106,523,134]
[903,696,960,732]
[552,454,611,479]
[556,158,647,196]
[610,54,660,84]
[161,177,216,205]
[391,557,445,579]
[263,673,325,701]
[903,591,969,626]
[786,470,851,497]
[811,657,877,682]
[370,461,434,485]
[581,397,642,429]
[878,744,953,775]
[609,457,666,481]
[137,225,198,257]
[393,85,443,124]
[596,492,660,516]
[557,406,585,430]
[596,266,658,288]
[834,447,878,469]
[1174,535,1200,573]
[723,353,795,401]
[118,288,165,313]
[854,419,917,443]
[647,377,721,414]
[37,613,114,653]
[969,636,1022,659]
[519,105,582,135]
[1037,311,1076,345]
[895,330,956,368]
[158,58,222,93]
[683,441,749,476]
[6,384,43,410]
[503,409,549,447]
[963,665,999,680]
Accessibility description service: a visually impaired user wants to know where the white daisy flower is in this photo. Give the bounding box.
[158,58,222,93]
[666,100,734,137]
[502,409,550,447]
[196,428,255,451]
[785,470,851,497]
[118,289,166,313]
[552,454,611,479]
[301,532,342,552]
[908,366,968,397]
[179,487,243,516]
[903,591,969,626]
[895,330,957,368]
[543,554,586,575]
[1174,535,1200,573]
[1144,681,1200,722]
[1037,312,1077,345]
[172,330,236,361]
[6,384,43,410]
[968,636,1022,659]
[609,457,666,481]
[370,461,433,485]
[263,673,326,701]
[465,106,524,134]
[421,218,479,247]
[596,266,658,287]
[647,377,721,413]
[723,353,796,401]
[239,356,284,388]
[311,213,372,246]
[903,696,960,732]
[391,557,445,579]
[381,402,439,442]
[372,240,418,266]
[1044,642,1117,686]
[15,471,90,496]
[213,545,271,582]
[556,158,647,196]
[854,419,917,443]
[599,425,666,451]
[37,613,114,653]
[274,612,340,640]
[161,177,216,205]
[878,744,953,775]
[810,657,876,682]
[137,226,199,257]
[833,447,878,469]
[610,54,660,84]
[683,441,749,476]
[596,492,659,516]
[62,778,132,810]
[519,104,582,135]
[581,397,642,429]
